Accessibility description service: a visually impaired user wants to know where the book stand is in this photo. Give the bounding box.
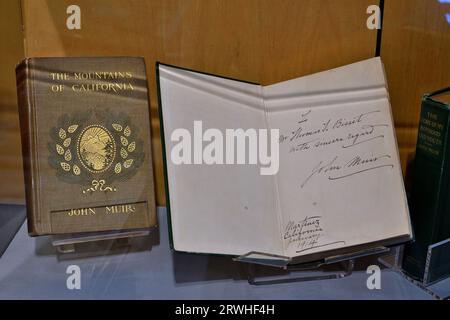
[235,246,392,285]
[52,229,150,254]
[380,238,450,300]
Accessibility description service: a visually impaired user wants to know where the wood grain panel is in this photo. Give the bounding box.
[0,0,24,204]
[381,0,450,175]
[5,0,377,205]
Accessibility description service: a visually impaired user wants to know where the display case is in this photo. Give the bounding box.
[0,204,25,257]
[1,0,450,302]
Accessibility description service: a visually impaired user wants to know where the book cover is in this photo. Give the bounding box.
[16,57,156,236]
[403,87,450,282]
[157,57,412,265]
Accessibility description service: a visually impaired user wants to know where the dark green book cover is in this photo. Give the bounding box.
[403,87,450,283]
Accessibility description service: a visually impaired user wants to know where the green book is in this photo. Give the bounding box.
[403,87,450,283]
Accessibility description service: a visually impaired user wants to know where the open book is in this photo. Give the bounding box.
[157,58,412,265]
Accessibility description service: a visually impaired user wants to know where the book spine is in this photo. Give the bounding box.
[403,97,450,279]
[15,58,39,236]
[419,99,450,245]
[422,245,433,284]
[434,90,450,247]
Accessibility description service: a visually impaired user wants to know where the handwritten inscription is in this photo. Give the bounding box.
[283,110,388,153]
[284,216,323,250]
[283,216,346,252]
[301,153,394,188]
[279,109,395,188]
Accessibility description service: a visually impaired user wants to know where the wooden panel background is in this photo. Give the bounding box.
[5,0,450,205]
[0,0,377,205]
[5,1,450,205]
[0,0,24,203]
[381,0,450,181]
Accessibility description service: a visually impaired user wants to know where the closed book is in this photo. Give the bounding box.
[15,57,156,236]
[403,87,450,282]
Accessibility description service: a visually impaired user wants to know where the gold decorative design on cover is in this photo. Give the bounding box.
[49,110,144,195]
[77,125,116,173]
